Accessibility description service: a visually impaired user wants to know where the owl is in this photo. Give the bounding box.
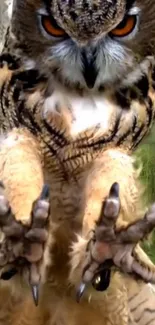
[0,1,155,325]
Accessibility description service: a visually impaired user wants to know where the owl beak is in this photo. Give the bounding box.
[81,50,98,89]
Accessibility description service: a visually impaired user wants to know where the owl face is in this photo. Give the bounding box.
[11,0,155,91]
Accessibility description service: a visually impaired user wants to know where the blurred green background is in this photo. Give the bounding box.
[135,125,155,262]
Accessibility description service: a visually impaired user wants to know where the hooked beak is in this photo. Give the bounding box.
[81,49,98,89]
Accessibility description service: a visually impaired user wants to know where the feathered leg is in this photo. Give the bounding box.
[74,182,155,301]
[69,150,155,305]
[0,128,50,305]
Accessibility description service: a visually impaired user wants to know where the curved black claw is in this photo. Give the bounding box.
[0,182,50,306]
[109,182,119,198]
[76,282,87,303]
[40,184,50,200]
[77,182,155,300]
[31,283,39,306]
[29,262,41,306]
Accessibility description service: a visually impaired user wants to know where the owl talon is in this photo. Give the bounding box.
[76,282,87,303]
[30,282,40,306]
[78,182,155,295]
[29,262,40,306]
[39,184,50,200]
[109,181,119,199]
[0,183,50,288]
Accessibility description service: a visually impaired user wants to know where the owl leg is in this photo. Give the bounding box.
[0,181,50,305]
[76,183,155,301]
[0,124,51,306]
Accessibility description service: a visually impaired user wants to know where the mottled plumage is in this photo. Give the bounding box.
[0,0,155,325]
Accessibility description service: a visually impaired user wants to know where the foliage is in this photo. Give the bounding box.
[135,126,155,261]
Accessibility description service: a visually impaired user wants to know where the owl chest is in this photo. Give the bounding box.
[40,91,117,182]
[41,91,119,221]
[41,88,138,182]
[43,90,117,137]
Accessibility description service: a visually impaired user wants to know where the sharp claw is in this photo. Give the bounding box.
[0,181,5,189]
[29,263,40,306]
[30,283,39,306]
[76,282,87,303]
[109,182,119,198]
[40,184,50,200]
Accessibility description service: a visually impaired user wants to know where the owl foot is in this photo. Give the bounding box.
[0,182,50,306]
[77,182,155,302]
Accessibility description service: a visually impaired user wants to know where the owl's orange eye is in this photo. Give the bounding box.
[41,15,66,37]
[110,15,137,37]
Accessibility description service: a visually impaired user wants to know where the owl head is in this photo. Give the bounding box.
[9,0,155,91]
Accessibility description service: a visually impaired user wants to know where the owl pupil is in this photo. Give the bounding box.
[49,15,61,30]
[116,16,129,29]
